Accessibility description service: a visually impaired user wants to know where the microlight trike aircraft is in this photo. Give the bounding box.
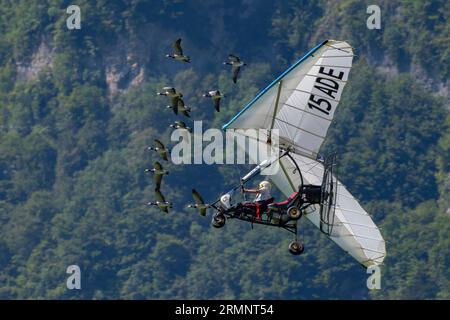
[188,40,386,268]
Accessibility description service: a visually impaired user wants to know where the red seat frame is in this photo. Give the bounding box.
[271,192,299,207]
[243,197,274,219]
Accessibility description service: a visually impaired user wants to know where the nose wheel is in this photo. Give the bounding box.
[289,241,304,255]
[212,213,226,228]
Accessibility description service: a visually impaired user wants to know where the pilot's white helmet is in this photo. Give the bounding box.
[258,180,271,190]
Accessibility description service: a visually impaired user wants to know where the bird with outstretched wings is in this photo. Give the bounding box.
[173,39,183,56]
[170,96,179,115]
[187,189,211,216]
[152,139,169,161]
[145,161,169,191]
[177,98,191,118]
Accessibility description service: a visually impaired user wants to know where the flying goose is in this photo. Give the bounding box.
[169,120,192,133]
[145,161,169,191]
[203,90,225,112]
[223,54,247,83]
[167,98,191,117]
[148,139,170,161]
[187,189,210,216]
[157,87,183,115]
[147,189,172,213]
[166,39,190,63]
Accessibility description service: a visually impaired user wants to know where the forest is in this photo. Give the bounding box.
[0,0,449,299]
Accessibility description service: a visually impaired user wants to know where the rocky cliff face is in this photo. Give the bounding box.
[16,41,54,82]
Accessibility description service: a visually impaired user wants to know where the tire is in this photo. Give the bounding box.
[288,241,304,255]
[287,206,301,220]
[212,214,226,228]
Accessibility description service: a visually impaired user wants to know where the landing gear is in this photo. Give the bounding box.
[288,241,304,255]
[212,213,226,228]
[287,222,304,255]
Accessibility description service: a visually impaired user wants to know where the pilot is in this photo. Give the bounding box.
[243,180,272,201]
[242,180,274,218]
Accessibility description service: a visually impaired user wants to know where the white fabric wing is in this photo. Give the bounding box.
[224,40,354,159]
[272,153,386,267]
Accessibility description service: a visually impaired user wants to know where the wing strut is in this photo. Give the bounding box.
[267,80,283,144]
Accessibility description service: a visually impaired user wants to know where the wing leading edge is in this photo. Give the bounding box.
[224,40,354,159]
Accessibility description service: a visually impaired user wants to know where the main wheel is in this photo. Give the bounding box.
[212,213,226,228]
[288,241,304,255]
[287,206,301,220]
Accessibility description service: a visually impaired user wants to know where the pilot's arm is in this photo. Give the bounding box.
[243,188,259,194]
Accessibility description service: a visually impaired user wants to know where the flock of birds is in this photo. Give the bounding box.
[146,39,247,214]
